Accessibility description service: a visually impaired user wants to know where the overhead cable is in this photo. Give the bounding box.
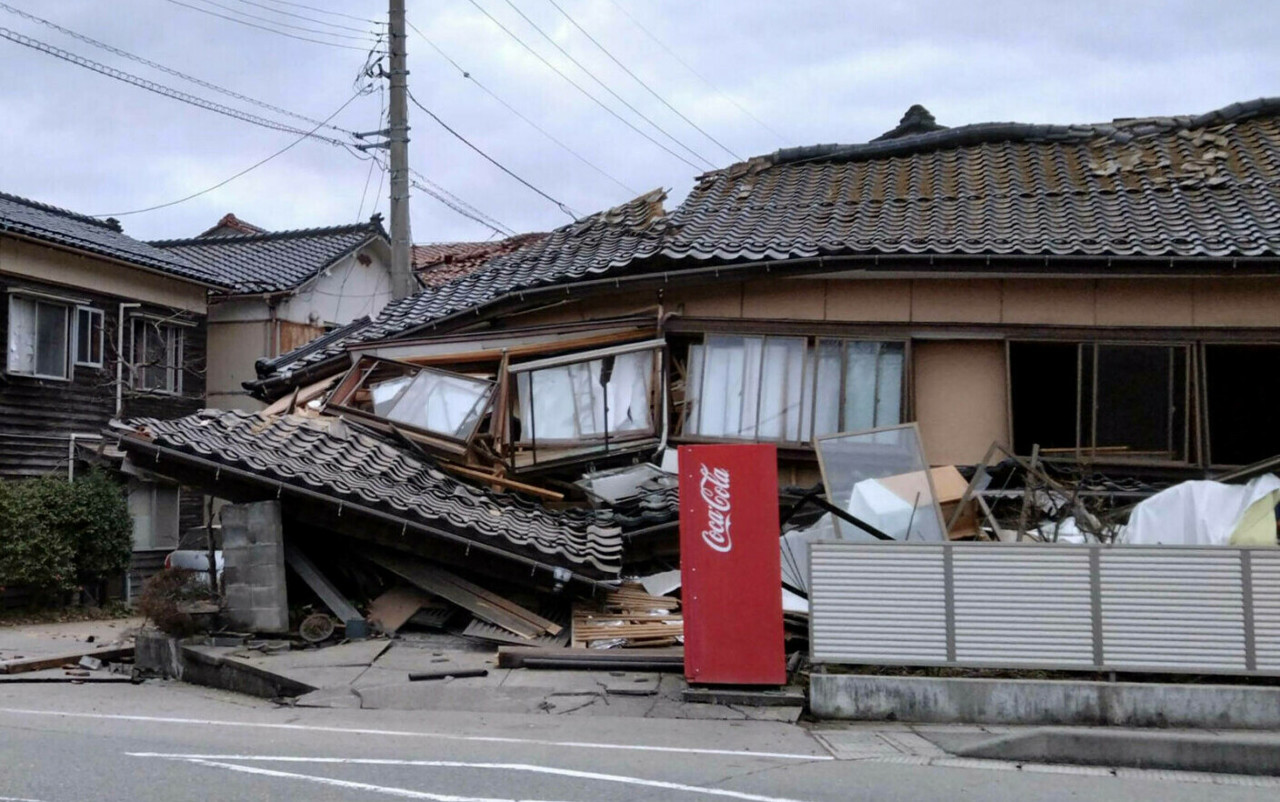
[463,0,703,171]
[605,0,792,144]
[408,89,577,221]
[497,0,715,169]
[165,0,378,50]
[174,0,378,41]
[0,3,353,135]
[94,92,365,217]
[0,28,353,146]
[253,0,381,25]
[229,0,379,35]
[406,19,638,196]
[410,168,516,236]
[544,0,741,161]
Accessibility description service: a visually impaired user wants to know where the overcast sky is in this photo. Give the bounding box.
[1,1,1277,244]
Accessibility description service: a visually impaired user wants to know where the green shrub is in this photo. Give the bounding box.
[0,469,133,600]
[0,480,77,597]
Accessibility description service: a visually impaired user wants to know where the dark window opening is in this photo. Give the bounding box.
[1010,341,1188,461]
[1206,344,1280,465]
[1009,342,1079,455]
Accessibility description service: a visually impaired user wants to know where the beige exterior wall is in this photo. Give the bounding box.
[207,320,268,411]
[912,341,1009,465]
[0,236,208,313]
[502,272,1280,467]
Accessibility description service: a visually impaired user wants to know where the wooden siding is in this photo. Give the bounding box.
[1,275,206,479]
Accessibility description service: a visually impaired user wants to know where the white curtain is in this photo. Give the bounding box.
[383,370,490,438]
[517,350,654,441]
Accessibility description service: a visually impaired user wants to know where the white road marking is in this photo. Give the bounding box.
[0,707,828,762]
[177,758,571,802]
[0,797,52,802]
[133,753,821,802]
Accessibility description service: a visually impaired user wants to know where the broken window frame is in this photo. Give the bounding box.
[1007,339,1193,464]
[507,339,665,467]
[679,333,907,446]
[324,354,497,453]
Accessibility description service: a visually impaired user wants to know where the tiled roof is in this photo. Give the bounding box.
[413,232,547,288]
[150,220,388,294]
[257,190,667,379]
[0,191,230,287]
[119,410,623,577]
[657,98,1280,262]
[255,98,1280,387]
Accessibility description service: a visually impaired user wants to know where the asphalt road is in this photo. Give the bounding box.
[0,681,1275,802]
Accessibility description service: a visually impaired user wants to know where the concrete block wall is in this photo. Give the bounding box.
[220,500,289,633]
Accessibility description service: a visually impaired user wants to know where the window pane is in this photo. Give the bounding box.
[387,369,491,439]
[35,302,68,378]
[684,344,704,433]
[843,342,880,431]
[694,335,749,437]
[874,343,905,427]
[7,296,35,374]
[810,340,843,438]
[518,351,654,441]
[370,375,412,415]
[1094,344,1182,458]
[755,337,806,440]
[75,308,102,365]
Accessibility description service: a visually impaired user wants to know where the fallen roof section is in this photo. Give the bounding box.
[116,410,624,580]
[150,218,389,295]
[414,232,548,288]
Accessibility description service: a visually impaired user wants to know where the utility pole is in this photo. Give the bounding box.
[387,0,415,299]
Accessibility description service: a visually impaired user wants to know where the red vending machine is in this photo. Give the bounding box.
[679,444,786,685]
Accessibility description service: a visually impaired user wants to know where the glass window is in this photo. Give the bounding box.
[377,369,491,440]
[516,349,655,442]
[132,318,184,394]
[74,307,104,367]
[6,295,69,379]
[685,335,904,443]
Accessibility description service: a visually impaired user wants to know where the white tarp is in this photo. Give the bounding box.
[1122,474,1280,546]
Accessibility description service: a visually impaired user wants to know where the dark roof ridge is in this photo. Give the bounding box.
[766,96,1280,168]
[150,218,386,248]
[0,189,121,232]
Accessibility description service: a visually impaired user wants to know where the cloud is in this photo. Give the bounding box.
[0,0,1276,243]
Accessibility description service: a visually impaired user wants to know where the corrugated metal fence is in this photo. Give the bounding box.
[809,542,1280,676]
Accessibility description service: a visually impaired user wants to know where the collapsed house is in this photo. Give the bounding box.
[111,98,1280,645]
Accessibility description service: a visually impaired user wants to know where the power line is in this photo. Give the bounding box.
[496,0,715,169]
[605,0,792,144]
[228,0,380,35]
[254,0,381,25]
[463,0,703,171]
[406,19,638,197]
[165,0,378,51]
[0,3,353,136]
[544,0,741,162]
[0,27,355,145]
[408,89,577,220]
[94,92,366,217]
[176,0,378,41]
[410,168,516,236]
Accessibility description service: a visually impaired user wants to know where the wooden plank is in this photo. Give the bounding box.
[0,646,133,675]
[262,376,333,417]
[284,544,365,629]
[366,586,431,634]
[438,463,564,501]
[364,550,549,639]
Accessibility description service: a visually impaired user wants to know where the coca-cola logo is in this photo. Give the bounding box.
[698,463,732,553]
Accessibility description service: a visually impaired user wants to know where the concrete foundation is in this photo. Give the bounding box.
[220,500,288,634]
[810,673,1280,729]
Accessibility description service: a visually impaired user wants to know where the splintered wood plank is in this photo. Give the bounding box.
[364,549,549,640]
[0,646,133,675]
[366,586,432,634]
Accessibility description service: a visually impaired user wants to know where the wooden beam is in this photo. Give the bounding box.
[0,646,133,675]
[284,544,367,636]
[438,462,564,501]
